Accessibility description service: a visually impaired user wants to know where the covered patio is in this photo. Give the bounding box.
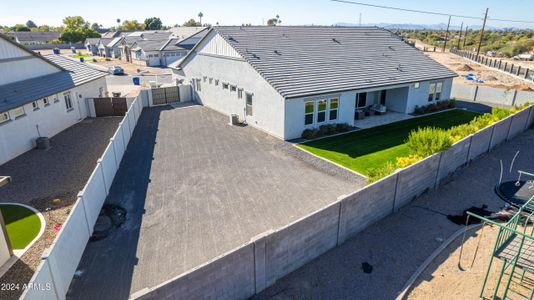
[354,111,413,129]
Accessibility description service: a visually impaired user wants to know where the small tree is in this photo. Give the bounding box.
[12,24,31,32]
[267,15,281,26]
[26,20,37,28]
[183,19,200,27]
[198,12,204,25]
[144,17,162,30]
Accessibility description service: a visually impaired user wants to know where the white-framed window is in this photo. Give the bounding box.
[329,98,339,121]
[222,83,229,90]
[10,106,25,118]
[230,85,237,92]
[215,79,219,86]
[428,83,436,102]
[54,95,60,103]
[203,76,207,83]
[64,92,73,110]
[435,82,443,100]
[99,87,104,97]
[32,101,39,110]
[304,101,314,125]
[317,99,327,123]
[238,88,243,99]
[43,97,50,106]
[195,78,202,91]
[154,54,159,57]
[414,82,420,89]
[209,78,213,84]
[0,112,9,124]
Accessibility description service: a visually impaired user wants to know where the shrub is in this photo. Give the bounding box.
[491,107,512,120]
[301,128,319,139]
[406,127,453,157]
[367,161,397,183]
[396,154,424,168]
[412,100,456,115]
[301,123,352,139]
[448,123,476,143]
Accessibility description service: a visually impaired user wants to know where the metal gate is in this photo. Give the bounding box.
[94,97,128,117]
[151,86,180,105]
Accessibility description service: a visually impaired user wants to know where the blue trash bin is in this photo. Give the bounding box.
[79,57,84,63]
[133,77,141,85]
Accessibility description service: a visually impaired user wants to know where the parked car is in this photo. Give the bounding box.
[108,66,125,75]
[512,53,534,61]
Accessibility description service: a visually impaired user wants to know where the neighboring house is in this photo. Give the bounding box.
[9,31,60,45]
[100,30,135,39]
[85,38,114,56]
[171,26,457,140]
[0,34,108,165]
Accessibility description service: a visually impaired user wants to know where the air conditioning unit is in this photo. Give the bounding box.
[36,137,50,150]
[229,114,239,126]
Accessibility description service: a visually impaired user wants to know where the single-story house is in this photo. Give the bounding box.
[0,34,108,165]
[171,26,457,140]
[8,31,60,45]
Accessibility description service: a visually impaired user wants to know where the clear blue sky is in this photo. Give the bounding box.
[3,0,534,29]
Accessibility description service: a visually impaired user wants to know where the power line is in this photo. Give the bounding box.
[331,0,534,24]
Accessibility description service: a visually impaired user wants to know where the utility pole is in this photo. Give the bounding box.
[443,15,451,52]
[476,8,489,56]
[463,26,469,48]
[457,22,463,49]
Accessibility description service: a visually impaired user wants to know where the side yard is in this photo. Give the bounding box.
[298,109,479,176]
[0,117,121,300]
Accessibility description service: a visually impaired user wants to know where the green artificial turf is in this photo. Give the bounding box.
[298,109,480,176]
[0,204,41,249]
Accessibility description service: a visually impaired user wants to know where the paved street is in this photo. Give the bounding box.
[254,129,534,300]
[67,104,363,299]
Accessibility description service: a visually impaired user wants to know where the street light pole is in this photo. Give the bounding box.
[476,8,489,56]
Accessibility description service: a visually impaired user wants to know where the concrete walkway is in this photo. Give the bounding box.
[67,105,363,300]
[254,129,534,300]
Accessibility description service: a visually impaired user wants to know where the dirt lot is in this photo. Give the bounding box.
[414,40,534,91]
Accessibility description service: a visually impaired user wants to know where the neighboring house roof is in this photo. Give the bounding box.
[168,27,206,40]
[160,38,190,51]
[0,54,107,113]
[132,39,169,52]
[12,31,60,43]
[0,33,66,71]
[101,30,135,39]
[107,36,123,48]
[177,26,457,99]
[161,28,208,51]
[85,38,101,46]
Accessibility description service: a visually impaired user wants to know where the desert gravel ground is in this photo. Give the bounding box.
[0,117,120,300]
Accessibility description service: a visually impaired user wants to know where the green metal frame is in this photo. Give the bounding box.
[468,194,534,300]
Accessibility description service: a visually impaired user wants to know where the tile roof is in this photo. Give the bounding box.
[205,26,457,98]
[0,55,107,112]
[12,31,60,42]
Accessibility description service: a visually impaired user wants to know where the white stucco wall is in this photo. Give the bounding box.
[406,78,453,113]
[175,31,285,139]
[0,219,11,269]
[0,77,107,165]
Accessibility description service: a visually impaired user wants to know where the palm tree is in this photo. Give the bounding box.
[198,12,203,26]
[116,18,121,29]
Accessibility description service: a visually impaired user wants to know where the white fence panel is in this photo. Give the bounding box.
[112,130,126,166]
[21,261,58,300]
[81,164,107,230]
[128,110,136,134]
[45,200,91,297]
[121,118,132,145]
[515,91,534,106]
[100,144,118,195]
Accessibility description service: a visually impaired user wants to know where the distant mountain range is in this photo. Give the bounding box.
[334,22,526,31]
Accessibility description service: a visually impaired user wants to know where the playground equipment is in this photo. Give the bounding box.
[466,170,534,299]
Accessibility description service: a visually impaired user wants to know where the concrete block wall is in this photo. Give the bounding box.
[468,124,494,161]
[394,153,441,211]
[133,244,256,300]
[337,173,398,244]
[450,83,534,107]
[437,137,471,184]
[508,108,530,139]
[490,116,513,148]
[21,96,145,300]
[263,203,340,288]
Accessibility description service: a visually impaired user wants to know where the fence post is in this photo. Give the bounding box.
[525,68,530,79]
[517,66,522,76]
[78,192,93,235]
[499,60,502,69]
[511,90,518,107]
[43,258,61,300]
[473,85,479,102]
[525,107,533,131]
[488,124,496,152]
[511,64,515,74]
[504,62,508,71]
[434,152,444,189]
